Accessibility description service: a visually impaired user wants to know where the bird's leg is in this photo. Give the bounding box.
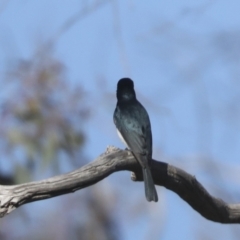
[123,148,143,181]
[125,148,138,159]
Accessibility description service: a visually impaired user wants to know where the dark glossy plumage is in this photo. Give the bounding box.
[113,78,158,202]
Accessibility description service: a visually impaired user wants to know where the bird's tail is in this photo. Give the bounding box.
[143,167,158,202]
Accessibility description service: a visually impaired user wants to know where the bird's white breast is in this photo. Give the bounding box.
[117,129,128,147]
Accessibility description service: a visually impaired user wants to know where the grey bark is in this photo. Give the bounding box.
[0,146,239,223]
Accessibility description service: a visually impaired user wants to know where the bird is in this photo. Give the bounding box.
[113,78,158,202]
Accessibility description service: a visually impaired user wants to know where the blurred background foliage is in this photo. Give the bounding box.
[0,48,122,239]
[0,52,88,182]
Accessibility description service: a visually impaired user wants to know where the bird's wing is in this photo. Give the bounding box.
[115,118,150,168]
[121,124,146,154]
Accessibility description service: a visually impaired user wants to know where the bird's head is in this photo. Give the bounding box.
[116,78,136,101]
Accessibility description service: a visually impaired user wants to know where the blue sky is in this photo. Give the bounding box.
[0,0,240,239]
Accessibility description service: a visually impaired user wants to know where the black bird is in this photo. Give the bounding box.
[113,78,158,202]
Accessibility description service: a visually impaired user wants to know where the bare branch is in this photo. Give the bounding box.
[0,146,239,223]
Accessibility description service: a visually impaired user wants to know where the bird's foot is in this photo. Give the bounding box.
[125,148,133,156]
[131,171,143,182]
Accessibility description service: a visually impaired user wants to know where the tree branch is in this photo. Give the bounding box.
[0,146,239,223]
